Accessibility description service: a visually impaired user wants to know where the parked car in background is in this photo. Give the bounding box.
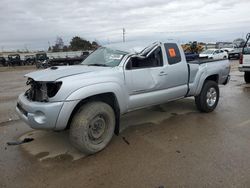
[35,52,48,68]
[16,40,230,154]
[7,54,23,66]
[221,48,234,53]
[199,49,228,60]
[239,33,250,83]
[24,55,36,65]
[185,52,199,61]
[228,48,242,60]
[36,51,90,69]
[0,56,7,66]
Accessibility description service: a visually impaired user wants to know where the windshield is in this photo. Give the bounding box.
[201,50,214,54]
[81,47,127,67]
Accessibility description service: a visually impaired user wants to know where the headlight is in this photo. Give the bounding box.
[25,78,62,102]
[46,82,62,98]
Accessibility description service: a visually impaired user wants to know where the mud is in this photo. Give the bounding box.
[1,61,250,188]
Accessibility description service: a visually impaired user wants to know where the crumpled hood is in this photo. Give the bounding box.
[25,65,110,81]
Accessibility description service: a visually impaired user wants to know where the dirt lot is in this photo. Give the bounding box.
[1,61,250,188]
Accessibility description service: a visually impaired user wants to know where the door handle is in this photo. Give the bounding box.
[159,71,168,76]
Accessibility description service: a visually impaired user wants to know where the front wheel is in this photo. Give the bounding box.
[69,101,115,154]
[244,72,250,83]
[195,81,219,113]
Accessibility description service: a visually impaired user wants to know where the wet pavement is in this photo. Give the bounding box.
[0,61,250,187]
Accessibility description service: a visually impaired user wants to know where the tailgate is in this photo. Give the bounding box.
[243,47,250,66]
[243,54,250,66]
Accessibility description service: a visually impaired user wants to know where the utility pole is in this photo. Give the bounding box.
[123,28,126,43]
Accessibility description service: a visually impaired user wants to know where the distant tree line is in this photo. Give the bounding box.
[49,36,100,52]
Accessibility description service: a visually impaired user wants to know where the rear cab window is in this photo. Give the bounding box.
[164,43,181,65]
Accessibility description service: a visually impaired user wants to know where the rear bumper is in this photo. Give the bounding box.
[228,53,240,59]
[239,66,250,72]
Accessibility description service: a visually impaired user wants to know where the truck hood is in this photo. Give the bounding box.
[25,65,110,81]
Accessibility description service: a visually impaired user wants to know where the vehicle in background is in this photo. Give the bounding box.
[16,40,230,154]
[185,52,199,61]
[7,54,23,66]
[199,49,228,60]
[239,33,250,83]
[37,51,90,68]
[35,52,49,68]
[0,56,7,66]
[182,41,203,61]
[24,55,36,65]
[228,48,242,60]
[221,48,234,53]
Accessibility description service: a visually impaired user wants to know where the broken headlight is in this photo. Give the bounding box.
[46,82,62,98]
[25,78,62,102]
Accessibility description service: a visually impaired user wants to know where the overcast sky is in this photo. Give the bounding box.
[1,0,250,51]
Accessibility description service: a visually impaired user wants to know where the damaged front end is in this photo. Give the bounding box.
[25,78,62,102]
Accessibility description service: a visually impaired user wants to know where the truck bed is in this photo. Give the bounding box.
[188,58,228,65]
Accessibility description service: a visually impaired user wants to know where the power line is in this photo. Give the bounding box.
[123,28,126,43]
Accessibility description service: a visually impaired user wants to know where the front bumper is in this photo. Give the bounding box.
[16,93,64,129]
[16,93,80,130]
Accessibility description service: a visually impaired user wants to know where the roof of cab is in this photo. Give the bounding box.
[104,40,160,54]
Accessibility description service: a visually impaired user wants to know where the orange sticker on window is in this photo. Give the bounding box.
[168,48,176,57]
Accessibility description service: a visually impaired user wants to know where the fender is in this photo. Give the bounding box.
[65,82,128,114]
[194,70,207,95]
[54,82,128,130]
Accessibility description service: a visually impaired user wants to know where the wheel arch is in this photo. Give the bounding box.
[195,74,219,95]
[205,74,219,83]
[66,92,121,135]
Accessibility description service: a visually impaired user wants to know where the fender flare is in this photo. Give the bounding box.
[55,82,128,131]
[65,82,127,113]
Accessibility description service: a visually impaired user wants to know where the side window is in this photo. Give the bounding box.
[164,43,181,65]
[127,47,163,69]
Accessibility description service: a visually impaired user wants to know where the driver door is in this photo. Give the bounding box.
[124,46,168,110]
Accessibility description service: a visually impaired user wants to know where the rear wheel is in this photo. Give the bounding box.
[244,72,250,83]
[69,101,115,154]
[195,81,219,113]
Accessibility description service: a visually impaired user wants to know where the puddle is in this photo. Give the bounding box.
[120,99,196,132]
[19,130,86,161]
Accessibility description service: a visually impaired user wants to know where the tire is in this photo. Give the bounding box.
[195,80,219,113]
[69,101,115,154]
[223,56,227,59]
[244,72,250,83]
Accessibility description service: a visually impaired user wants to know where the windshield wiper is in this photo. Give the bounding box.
[87,63,109,67]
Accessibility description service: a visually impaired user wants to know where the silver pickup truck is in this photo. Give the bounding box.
[16,41,230,154]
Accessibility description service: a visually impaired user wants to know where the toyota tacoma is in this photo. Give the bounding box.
[16,41,231,154]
